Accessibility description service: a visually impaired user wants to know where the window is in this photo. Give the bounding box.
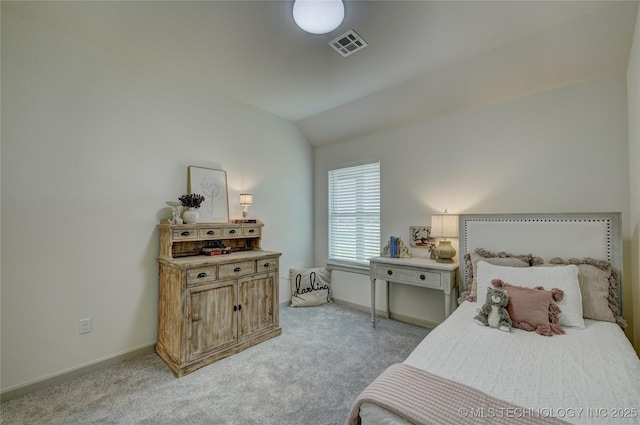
[328,161,380,269]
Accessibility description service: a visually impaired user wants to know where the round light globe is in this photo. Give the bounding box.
[293,0,345,34]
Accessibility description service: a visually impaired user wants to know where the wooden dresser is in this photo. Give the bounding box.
[156,221,281,377]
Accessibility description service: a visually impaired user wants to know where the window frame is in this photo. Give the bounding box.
[327,160,380,274]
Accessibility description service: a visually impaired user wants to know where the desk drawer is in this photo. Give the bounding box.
[223,227,243,237]
[198,227,222,238]
[256,258,278,272]
[243,226,261,237]
[375,265,442,289]
[219,260,256,279]
[172,228,198,240]
[187,266,217,286]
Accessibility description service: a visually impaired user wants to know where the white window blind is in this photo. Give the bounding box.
[328,161,380,267]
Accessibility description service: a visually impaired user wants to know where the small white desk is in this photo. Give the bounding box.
[368,256,458,328]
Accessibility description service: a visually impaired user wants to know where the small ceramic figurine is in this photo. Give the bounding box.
[166,201,183,225]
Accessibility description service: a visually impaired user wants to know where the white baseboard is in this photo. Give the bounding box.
[331,297,440,329]
[330,297,389,318]
[387,311,440,330]
[1,343,156,402]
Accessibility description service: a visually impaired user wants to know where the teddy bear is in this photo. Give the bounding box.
[474,287,512,332]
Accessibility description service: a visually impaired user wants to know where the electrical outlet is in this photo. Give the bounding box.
[79,318,92,335]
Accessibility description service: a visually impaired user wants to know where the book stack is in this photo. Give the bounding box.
[389,236,398,258]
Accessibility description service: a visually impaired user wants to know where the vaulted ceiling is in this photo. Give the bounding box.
[4,0,639,146]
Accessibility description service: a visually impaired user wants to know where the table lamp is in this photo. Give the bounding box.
[431,210,458,263]
[240,193,253,218]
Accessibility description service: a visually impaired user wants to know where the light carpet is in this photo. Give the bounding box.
[1,303,430,425]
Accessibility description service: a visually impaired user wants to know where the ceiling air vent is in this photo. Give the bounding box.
[329,30,367,57]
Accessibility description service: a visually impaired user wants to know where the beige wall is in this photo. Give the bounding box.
[314,75,633,338]
[628,5,640,356]
[1,9,314,392]
[3,2,638,397]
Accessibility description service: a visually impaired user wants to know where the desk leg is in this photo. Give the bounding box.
[386,280,390,319]
[443,271,454,319]
[444,293,451,318]
[371,277,376,328]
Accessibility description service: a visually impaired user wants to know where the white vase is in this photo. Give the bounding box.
[182,207,199,224]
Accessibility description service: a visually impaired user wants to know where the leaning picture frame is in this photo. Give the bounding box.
[187,166,230,223]
[409,226,433,248]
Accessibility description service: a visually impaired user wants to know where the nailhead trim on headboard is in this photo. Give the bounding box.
[459,213,623,313]
[462,217,613,263]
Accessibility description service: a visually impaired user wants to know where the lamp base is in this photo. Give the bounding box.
[434,239,456,263]
[436,258,454,263]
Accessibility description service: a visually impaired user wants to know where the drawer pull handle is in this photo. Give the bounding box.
[387,270,393,276]
[207,230,215,235]
[229,229,237,234]
[248,229,255,233]
[234,267,241,272]
[197,272,207,278]
[420,274,426,280]
[263,262,270,268]
[181,231,190,236]
[233,304,243,311]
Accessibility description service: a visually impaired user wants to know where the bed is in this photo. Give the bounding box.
[347,213,640,425]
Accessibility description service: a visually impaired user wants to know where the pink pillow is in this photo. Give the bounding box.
[492,279,565,336]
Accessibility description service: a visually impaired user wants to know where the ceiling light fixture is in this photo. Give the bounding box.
[293,0,345,35]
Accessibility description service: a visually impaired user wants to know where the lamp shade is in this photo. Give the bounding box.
[431,213,459,238]
[293,0,344,34]
[240,193,253,206]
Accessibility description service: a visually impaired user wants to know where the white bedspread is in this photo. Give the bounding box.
[361,302,640,425]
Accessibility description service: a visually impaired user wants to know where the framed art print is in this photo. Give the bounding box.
[187,166,229,223]
[409,226,433,248]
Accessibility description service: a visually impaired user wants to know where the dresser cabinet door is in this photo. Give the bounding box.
[187,282,237,361]
[237,272,276,341]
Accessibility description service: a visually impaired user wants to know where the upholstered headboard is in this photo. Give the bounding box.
[459,212,623,311]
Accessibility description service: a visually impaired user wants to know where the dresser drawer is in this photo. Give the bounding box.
[222,227,243,237]
[374,264,442,289]
[243,226,261,237]
[219,260,256,279]
[187,266,217,286]
[198,227,222,238]
[256,258,278,272]
[172,228,198,240]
